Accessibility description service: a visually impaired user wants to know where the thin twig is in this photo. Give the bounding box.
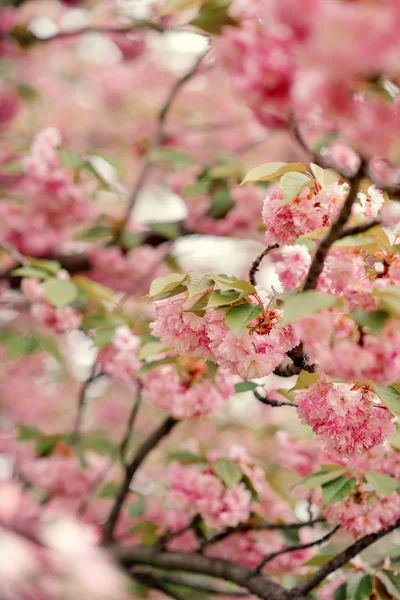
[200,518,325,551]
[71,366,102,445]
[155,515,200,551]
[303,162,365,291]
[254,390,297,408]
[254,525,340,574]
[119,386,143,465]
[102,417,177,544]
[115,47,210,243]
[0,240,30,267]
[295,517,400,595]
[249,245,279,286]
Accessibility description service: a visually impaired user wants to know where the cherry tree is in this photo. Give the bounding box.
[1,1,400,599]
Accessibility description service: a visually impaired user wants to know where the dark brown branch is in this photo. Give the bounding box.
[337,219,381,240]
[114,546,305,600]
[115,47,210,243]
[249,244,279,286]
[273,363,302,377]
[71,367,102,444]
[102,417,177,544]
[119,386,143,465]
[254,525,340,574]
[295,517,400,595]
[303,163,365,291]
[200,518,325,551]
[254,390,297,408]
[132,570,249,596]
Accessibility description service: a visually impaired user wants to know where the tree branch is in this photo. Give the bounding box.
[337,219,381,240]
[303,162,365,291]
[132,570,250,596]
[71,366,102,445]
[119,386,143,466]
[249,244,279,286]
[254,390,297,408]
[294,517,400,595]
[254,525,340,574]
[199,518,325,551]
[102,417,177,544]
[114,546,305,600]
[115,47,210,243]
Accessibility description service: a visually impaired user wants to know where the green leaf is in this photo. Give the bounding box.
[241,473,260,502]
[137,357,175,377]
[187,273,214,298]
[352,575,373,600]
[81,312,129,331]
[79,225,114,241]
[242,162,308,184]
[149,147,195,169]
[375,385,400,418]
[206,360,218,380]
[129,521,159,545]
[59,147,82,169]
[149,222,181,240]
[18,425,42,441]
[128,496,147,518]
[225,303,262,337]
[11,267,50,280]
[379,571,400,600]
[309,163,341,188]
[26,257,60,276]
[190,0,236,34]
[167,451,207,465]
[183,179,211,197]
[234,381,259,393]
[42,278,78,309]
[281,527,300,546]
[120,232,143,250]
[98,481,121,498]
[73,276,115,306]
[280,291,338,325]
[334,583,348,600]
[153,285,188,302]
[311,132,339,153]
[365,472,399,496]
[213,458,243,489]
[322,476,356,508]
[149,273,187,297]
[139,341,165,360]
[208,185,235,219]
[30,331,63,363]
[214,275,256,295]
[295,469,346,491]
[374,286,400,319]
[280,171,313,204]
[93,328,116,348]
[291,370,320,391]
[351,309,389,333]
[0,331,30,359]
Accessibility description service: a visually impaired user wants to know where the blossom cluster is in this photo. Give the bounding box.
[296,377,395,458]
[0,128,94,256]
[141,359,234,419]
[151,296,298,379]
[262,180,384,246]
[21,274,82,333]
[294,309,400,384]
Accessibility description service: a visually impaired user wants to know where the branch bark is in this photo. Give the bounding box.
[303,163,365,291]
[115,47,210,243]
[102,417,177,544]
[295,517,400,595]
[114,546,305,600]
